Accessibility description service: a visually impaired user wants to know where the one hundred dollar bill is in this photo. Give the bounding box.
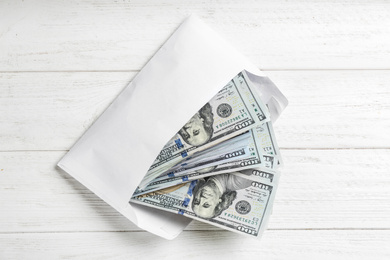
[153,130,261,181]
[139,72,265,187]
[156,125,276,182]
[238,168,278,184]
[162,131,253,173]
[135,131,254,194]
[134,126,280,195]
[133,132,255,196]
[131,172,277,238]
[233,71,270,123]
[132,167,277,197]
[158,145,252,183]
[256,121,282,168]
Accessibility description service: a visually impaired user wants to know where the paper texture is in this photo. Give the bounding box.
[57,14,288,239]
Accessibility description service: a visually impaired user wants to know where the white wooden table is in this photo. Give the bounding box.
[1,1,390,259]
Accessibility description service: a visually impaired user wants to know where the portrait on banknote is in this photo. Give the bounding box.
[191,173,252,219]
[178,102,214,147]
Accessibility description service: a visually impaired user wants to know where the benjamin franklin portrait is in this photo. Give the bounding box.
[178,103,214,147]
[191,173,252,219]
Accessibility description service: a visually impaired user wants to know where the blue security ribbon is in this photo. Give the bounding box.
[187,180,197,197]
[181,180,197,208]
[175,139,184,149]
[182,197,190,207]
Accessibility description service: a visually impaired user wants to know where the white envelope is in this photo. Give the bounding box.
[58,15,288,240]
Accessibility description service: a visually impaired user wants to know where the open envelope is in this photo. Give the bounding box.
[58,15,288,239]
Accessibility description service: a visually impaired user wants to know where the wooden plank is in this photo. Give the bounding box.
[1,0,390,71]
[0,72,133,150]
[1,230,389,259]
[0,71,389,150]
[0,149,389,233]
[268,70,390,148]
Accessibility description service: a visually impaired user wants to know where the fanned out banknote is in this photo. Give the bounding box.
[131,70,283,239]
[134,119,282,196]
[139,72,270,188]
[133,126,281,196]
[233,72,270,123]
[131,171,278,238]
[153,129,263,181]
[256,122,283,167]
[163,131,255,173]
[132,166,278,197]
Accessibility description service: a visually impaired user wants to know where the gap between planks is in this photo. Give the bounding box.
[2,228,390,235]
[0,69,390,73]
[0,148,389,152]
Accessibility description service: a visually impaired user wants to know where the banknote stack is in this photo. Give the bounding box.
[130,71,283,238]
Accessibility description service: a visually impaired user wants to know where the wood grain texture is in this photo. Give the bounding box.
[1,70,389,150]
[1,230,390,260]
[1,149,389,233]
[1,0,390,71]
[1,1,389,258]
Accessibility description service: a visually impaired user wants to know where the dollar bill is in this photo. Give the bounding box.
[238,168,278,184]
[163,131,253,172]
[134,126,280,195]
[157,125,275,182]
[133,132,254,196]
[160,146,251,182]
[139,73,264,188]
[132,167,277,197]
[136,131,253,194]
[233,71,270,123]
[131,172,277,238]
[154,130,259,181]
[256,121,282,168]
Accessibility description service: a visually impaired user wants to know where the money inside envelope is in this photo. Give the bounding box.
[130,70,282,238]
